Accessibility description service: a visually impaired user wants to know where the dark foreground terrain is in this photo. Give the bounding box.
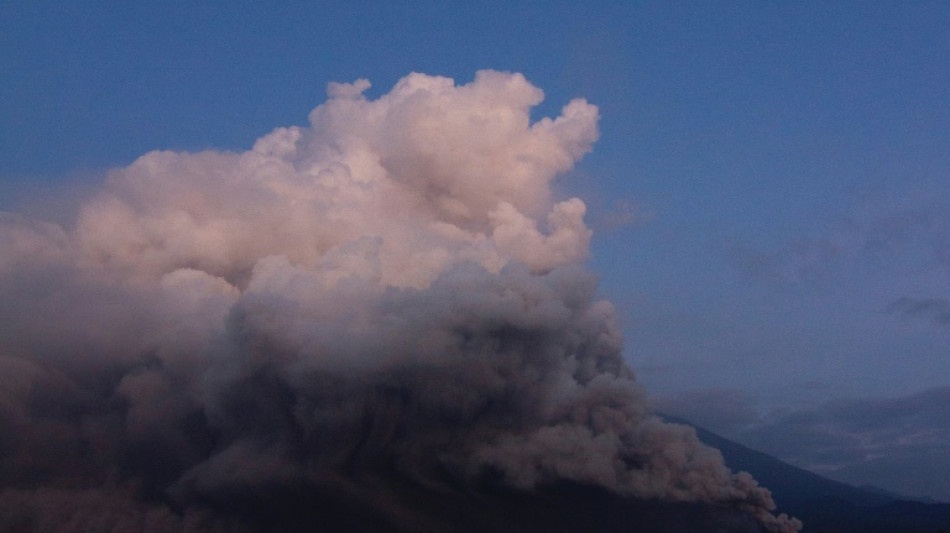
[182,476,772,533]
[4,420,946,532]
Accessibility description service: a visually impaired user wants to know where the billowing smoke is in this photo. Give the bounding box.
[0,71,800,532]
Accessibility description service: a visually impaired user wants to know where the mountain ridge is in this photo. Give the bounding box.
[664,415,950,533]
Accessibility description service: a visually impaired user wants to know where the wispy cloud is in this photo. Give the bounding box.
[661,386,950,502]
[728,197,950,286]
[888,297,950,326]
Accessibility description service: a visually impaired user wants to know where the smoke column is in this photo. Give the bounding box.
[0,71,800,532]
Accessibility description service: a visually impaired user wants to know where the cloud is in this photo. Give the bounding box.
[0,71,798,532]
[728,195,950,286]
[729,238,842,284]
[589,199,655,233]
[663,386,950,502]
[888,297,950,326]
[653,388,763,436]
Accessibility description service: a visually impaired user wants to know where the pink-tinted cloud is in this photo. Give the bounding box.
[0,71,798,532]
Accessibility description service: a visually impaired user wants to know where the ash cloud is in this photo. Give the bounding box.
[0,71,799,532]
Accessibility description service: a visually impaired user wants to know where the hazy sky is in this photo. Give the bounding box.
[3,2,949,502]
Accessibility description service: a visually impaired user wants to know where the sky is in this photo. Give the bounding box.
[2,1,949,504]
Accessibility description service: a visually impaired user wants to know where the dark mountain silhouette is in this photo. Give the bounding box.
[160,467,774,533]
[669,416,950,533]
[195,421,950,533]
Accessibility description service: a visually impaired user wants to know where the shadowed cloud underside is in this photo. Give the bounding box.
[0,71,798,532]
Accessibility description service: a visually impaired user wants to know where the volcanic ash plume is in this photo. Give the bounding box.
[0,71,800,532]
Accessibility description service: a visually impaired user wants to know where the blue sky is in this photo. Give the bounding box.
[3,2,949,501]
